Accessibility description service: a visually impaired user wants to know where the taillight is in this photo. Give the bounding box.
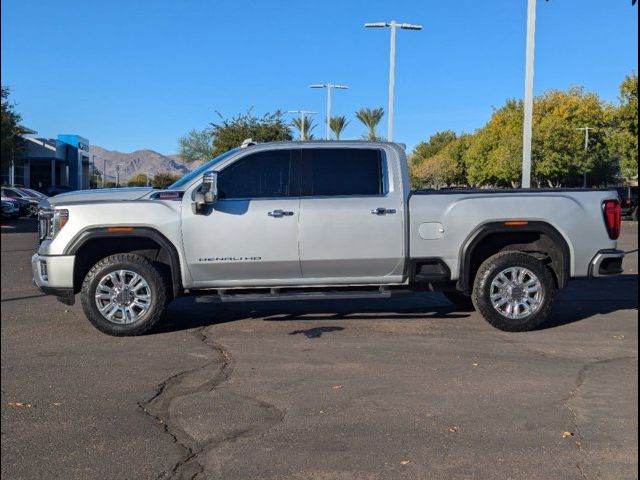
[602,200,621,240]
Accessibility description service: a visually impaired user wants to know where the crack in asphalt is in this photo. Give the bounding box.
[138,325,285,480]
[137,344,209,479]
[562,356,638,480]
[138,367,200,479]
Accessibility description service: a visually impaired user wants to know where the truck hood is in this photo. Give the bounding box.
[46,187,155,207]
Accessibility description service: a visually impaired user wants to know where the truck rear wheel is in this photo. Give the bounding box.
[471,251,556,332]
[80,253,167,336]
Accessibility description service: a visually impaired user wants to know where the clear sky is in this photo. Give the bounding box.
[1,0,638,154]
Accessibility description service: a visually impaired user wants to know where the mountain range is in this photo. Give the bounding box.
[89,146,202,183]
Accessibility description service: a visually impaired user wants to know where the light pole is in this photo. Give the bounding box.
[310,84,349,140]
[91,154,97,189]
[287,110,318,140]
[577,126,595,188]
[365,20,423,142]
[521,0,537,188]
[103,158,107,188]
[115,164,122,187]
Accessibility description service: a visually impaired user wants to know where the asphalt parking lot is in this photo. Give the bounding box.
[1,219,637,480]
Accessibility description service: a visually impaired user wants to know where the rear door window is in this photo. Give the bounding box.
[298,148,384,197]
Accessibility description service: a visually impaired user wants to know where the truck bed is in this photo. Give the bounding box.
[412,187,613,195]
[408,187,620,280]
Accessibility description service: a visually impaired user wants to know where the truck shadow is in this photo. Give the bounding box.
[157,294,471,334]
[289,326,345,338]
[157,274,637,334]
[541,273,638,329]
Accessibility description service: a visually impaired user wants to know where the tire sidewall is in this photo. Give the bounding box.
[81,254,166,336]
[472,252,556,332]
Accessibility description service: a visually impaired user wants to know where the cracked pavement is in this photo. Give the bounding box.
[1,220,637,479]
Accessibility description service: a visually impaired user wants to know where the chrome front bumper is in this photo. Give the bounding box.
[589,249,625,277]
[31,253,76,288]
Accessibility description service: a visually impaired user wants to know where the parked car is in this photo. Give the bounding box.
[0,187,38,217]
[18,187,48,200]
[1,196,20,219]
[615,185,638,221]
[32,141,624,336]
[45,185,75,197]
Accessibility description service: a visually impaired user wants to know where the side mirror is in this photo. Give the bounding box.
[192,171,219,214]
[202,171,218,204]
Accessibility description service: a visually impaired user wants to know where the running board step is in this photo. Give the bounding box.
[194,288,413,304]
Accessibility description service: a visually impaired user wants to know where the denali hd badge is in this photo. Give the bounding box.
[198,256,262,262]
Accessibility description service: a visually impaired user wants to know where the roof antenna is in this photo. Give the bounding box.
[240,138,257,148]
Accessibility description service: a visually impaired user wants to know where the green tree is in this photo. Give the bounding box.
[439,134,472,185]
[410,130,460,187]
[152,172,181,188]
[178,129,216,164]
[464,99,524,187]
[291,116,316,140]
[329,115,349,140]
[462,88,611,188]
[209,110,292,156]
[355,108,384,141]
[1,86,24,170]
[413,154,461,188]
[412,130,458,165]
[127,173,151,187]
[533,88,609,187]
[606,72,638,182]
[178,110,293,162]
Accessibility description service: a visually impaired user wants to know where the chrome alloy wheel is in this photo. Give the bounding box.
[489,267,544,320]
[94,269,152,324]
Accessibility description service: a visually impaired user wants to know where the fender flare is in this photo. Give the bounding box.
[65,227,182,298]
[457,221,571,292]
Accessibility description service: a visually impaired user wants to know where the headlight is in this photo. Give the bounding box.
[39,209,69,241]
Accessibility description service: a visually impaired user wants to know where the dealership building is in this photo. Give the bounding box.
[1,134,91,192]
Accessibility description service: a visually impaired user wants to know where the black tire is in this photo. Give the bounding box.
[443,291,475,311]
[80,253,167,336]
[471,251,556,332]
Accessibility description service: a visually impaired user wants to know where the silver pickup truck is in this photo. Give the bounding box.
[32,141,624,336]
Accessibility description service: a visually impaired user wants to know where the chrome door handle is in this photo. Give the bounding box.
[268,209,294,218]
[370,207,397,215]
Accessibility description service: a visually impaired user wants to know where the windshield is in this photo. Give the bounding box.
[168,148,241,190]
[19,188,46,199]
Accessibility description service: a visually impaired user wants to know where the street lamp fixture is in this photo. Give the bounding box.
[365,20,423,142]
[310,84,349,140]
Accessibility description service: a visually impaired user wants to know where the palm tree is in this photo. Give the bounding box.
[329,116,350,140]
[356,108,385,141]
[291,117,316,141]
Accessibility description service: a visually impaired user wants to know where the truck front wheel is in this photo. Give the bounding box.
[80,253,168,336]
[472,251,556,332]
